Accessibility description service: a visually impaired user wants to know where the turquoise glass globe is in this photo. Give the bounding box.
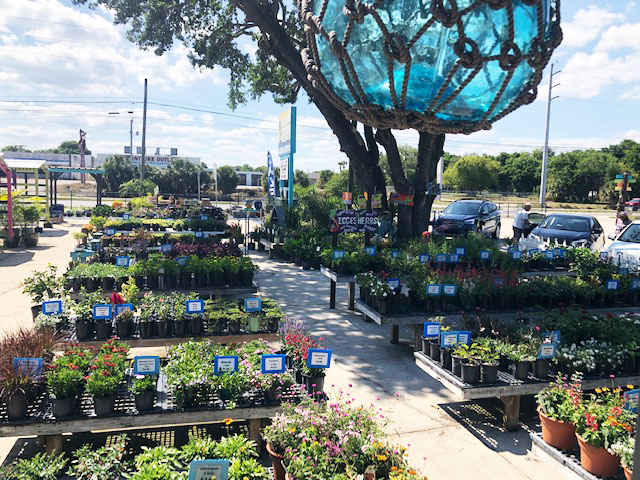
[301,0,561,133]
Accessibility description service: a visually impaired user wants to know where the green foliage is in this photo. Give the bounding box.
[103,155,136,193]
[442,155,501,191]
[294,169,310,188]
[536,373,582,424]
[228,457,269,480]
[131,375,156,394]
[119,179,157,197]
[217,166,239,194]
[20,263,63,304]
[0,452,67,480]
[317,169,334,187]
[380,145,419,184]
[67,434,127,480]
[44,140,90,155]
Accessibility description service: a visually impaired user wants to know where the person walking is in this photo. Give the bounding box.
[615,206,631,237]
[513,203,531,242]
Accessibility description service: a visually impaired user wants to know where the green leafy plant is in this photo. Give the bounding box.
[0,452,67,480]
[228,457,269,480]
[66,434,128,480]
[20,264,63,304]
[536,373,583,423]
[131,375,156,394]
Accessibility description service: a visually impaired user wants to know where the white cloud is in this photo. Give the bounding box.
[561,5,624,48]
[596,22,640,50]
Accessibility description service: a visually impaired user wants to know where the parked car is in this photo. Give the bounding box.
[606,220,640,266]
[432,200,501,238]
[626,198,640,211]
[522,213,605,250]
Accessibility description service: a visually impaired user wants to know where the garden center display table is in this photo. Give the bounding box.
[62,332,279,349]
[69,283,259,301]
[355,299,425,350]
[414,351,640,431]
[529,432,599,480]
[320,266,356,310]
[259,239,283,259]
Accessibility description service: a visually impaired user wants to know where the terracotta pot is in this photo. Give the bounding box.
[267,443,286,480]
[625,466,632,480]
[576,434,620,478]
[538,409,576,450]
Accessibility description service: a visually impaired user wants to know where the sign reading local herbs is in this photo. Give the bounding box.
[334,210,380,233]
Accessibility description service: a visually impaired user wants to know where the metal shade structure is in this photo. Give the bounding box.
[4,158,50,221]
[300,0,562,133]
[0,155,14,242]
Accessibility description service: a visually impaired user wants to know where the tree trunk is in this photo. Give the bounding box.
[412,132,445,236]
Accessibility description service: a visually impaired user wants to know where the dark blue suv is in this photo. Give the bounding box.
[433,200,501,238]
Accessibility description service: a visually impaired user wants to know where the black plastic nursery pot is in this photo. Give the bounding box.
[480,363,499,384]
[173,319,186,336]
[440,348,452,370]
[241,272,254,286]
[269,317,279,333]
[451,356,463,377]
[180,272,193,289]
[76,320,94,340]
[93,395,116,416]
[157,321,169,337]
[140,322,154,338]
[532,359,550,379]
[377,299,391,315]
[134,391,155,412]
[85,277,99,292]
[429,340,440,361]
[208,320,224,335]
[228,320,241,334]
[6,392,28,421]
[189,317,203,335]
[513,360,532,381]
[101,277,115,291]
[95,321,112,340]
[116,321,133,338]
[165,275,177,290]
[461,363,480,384]
[30,304,41,321]
[53,397,75,418]
[302,373,325,396]
[421,337,430,355]
[147,275,159,290]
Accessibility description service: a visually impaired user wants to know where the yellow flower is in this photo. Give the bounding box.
[602,387,610,392]
[628,384,635,389]
[289,427,296,433]
[391,466,398,471]
[377,454,388,461]
[595,388,602,394]
[223,418,233,425]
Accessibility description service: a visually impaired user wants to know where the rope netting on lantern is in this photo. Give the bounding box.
[300,0,562,134]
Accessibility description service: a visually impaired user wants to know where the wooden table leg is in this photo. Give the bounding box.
[413,324,423,352]
[248,418,264,455]
[348,282,355,310]
[268,248,274,260]
[41,434,63,455]
[500,395,521,431]
[329,280,336,309]
[390,325,399,344]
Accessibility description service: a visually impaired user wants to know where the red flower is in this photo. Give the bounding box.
[100,370,110,376]
[111,292,125,305]
[69,364,79,370]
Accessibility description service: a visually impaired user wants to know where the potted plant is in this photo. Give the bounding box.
[139,308,155,338]
[188,312,204,336]
[0,365,31,421]
[223,257,241,287]
[115,309,134,338]
[506,343,536,381]
[46,364,83,418]
[227,311,243,334]
[535,373,582,451]
[155,298,170,337]
[451,344,467,377]
[240,258,257,286]
[458,346,480,385]
[20,264,62,320]
[475,340,500,384]
[131,374,156,412]
[611,436,634,480]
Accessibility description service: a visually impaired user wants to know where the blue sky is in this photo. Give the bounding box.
[0,0,639,171]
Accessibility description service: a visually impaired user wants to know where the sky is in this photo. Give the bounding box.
[0,0,639,172]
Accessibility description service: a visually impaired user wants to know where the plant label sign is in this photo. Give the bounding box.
[599,251,609,261]
[177,257,188,267]
[42,300,62,315]
[537,343,557,359]
[440,332,458,348]
[123,213,130,220]
[105,227,116,236]
[457,331,472,345]
[426,284,441,297]
[418,254,430,263]
[553,247,565,258]
[365,246,376,256]
[93,304,112,320]
[133,356,160,375]
[442,284,457,296]
[493,278,504,287]
[390,250,400,259]
[261,354,286,374]
[423,322,441,339]
[542,331,561,344]
[195,231,203,238]
[528,248,539,255]
[116,256,131,267]
[511,251,522,260]
[214,356,239,375]
[606,280,619,291]
[307,349,332,369]
[545,250,554,259]
[244,298,262,313]
[632,279,640,291]
[114,303,134,316]
[448,254,460,263]
[188,459,229,480]
[480,250,490,260]
[200,215,209,221]
[161,244,172,254]
[455,247,466,256]
[185,300,204,314]
[13,358,43,379]
[624,389,640,413]
[387,278,401,290]
[435,254,448,263]
[332,250,345,260]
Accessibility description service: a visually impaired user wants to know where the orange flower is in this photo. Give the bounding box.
[223,418,233,425]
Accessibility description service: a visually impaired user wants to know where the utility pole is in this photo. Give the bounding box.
[539,62,560,209]
[129,111,134,166]
[78,129,87,184]
[141,78,148,180]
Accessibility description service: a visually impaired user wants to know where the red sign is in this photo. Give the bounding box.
[389,193,414,206]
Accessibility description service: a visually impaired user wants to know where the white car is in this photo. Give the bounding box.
[606,220,640,267]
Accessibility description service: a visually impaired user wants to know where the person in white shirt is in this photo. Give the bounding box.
[513,203,531,242]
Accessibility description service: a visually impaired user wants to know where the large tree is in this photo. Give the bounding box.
[43,140,92,155]
[103,154,136,192]
[74,0,443,238]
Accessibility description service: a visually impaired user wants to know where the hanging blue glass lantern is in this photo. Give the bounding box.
[301,0,562,134]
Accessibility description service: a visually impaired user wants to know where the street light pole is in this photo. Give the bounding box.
[539,62,560,209]
[141,78,148,180]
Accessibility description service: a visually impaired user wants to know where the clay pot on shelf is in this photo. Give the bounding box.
[576,434,620,478]
[538,409,576,451]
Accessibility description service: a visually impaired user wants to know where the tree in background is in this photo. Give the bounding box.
[119,178,157,197]
[294,170,310,189]
[442,156,501,191]
[103,155,136,193]
[380,145,419,185]
[44,140,92,155]
[1,145,31,152]
[317,170,334,187]
[498,150,542,193]
[217,166,239,194]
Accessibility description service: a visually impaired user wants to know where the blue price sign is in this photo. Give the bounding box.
[115,256,131,267]
[624,389,640,413]
[391,250,400,259]
[13,358,43,379]
[123,213,130,220]
[214,356,239,375]
[195,231,203,238]
[480,250,491,260]
[261,354,286,374]
[442,284,457,296]
[93,304,112,320]
[332,249,345,260]
[177,257,188,267]
[426,284,441,296]
[553,248,564,258]
[114,303,133,316]
[543,331,561,344]
[161,244,172,254]
[455,247,466,256]
[511,251,522,260]
[538,343,557,360]
[448,254,459,263]
[188,459,229,480]
[493,278,504,287]
[423,322,441,338]
[606,280,619,291]
[185,300,204,314]
[133,356,160,375]
[365,246,377,256]
[200,215,209,221]
[244,298,262,312]
[528,248,539,255]
[387,278,401,290]
[306,349,332,369]
[435,254,448,263]
[599,251,609,261]
[632,279,640,291]
[545,250,554,259]
[42,300,62,315]
[105,227,116,236]
[418,254,430,263]
[457,331,472,345]
[440,332,458,348]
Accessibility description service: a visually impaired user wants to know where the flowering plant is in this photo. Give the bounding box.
[536,373,582,423]
[46,365,84,399]
[131,375,156,394]
[557,340,624,375]
[610,435,635,471]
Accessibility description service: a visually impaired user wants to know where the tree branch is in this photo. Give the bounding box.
[375,129,411,193]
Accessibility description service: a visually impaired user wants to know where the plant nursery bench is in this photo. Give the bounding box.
[69,283,259,301]
[529,432,602,480]
[63,332,280,349]
[355,299,426,351]
[320,266,357,310]
[259,239,284,259]
[414,351,640,431]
